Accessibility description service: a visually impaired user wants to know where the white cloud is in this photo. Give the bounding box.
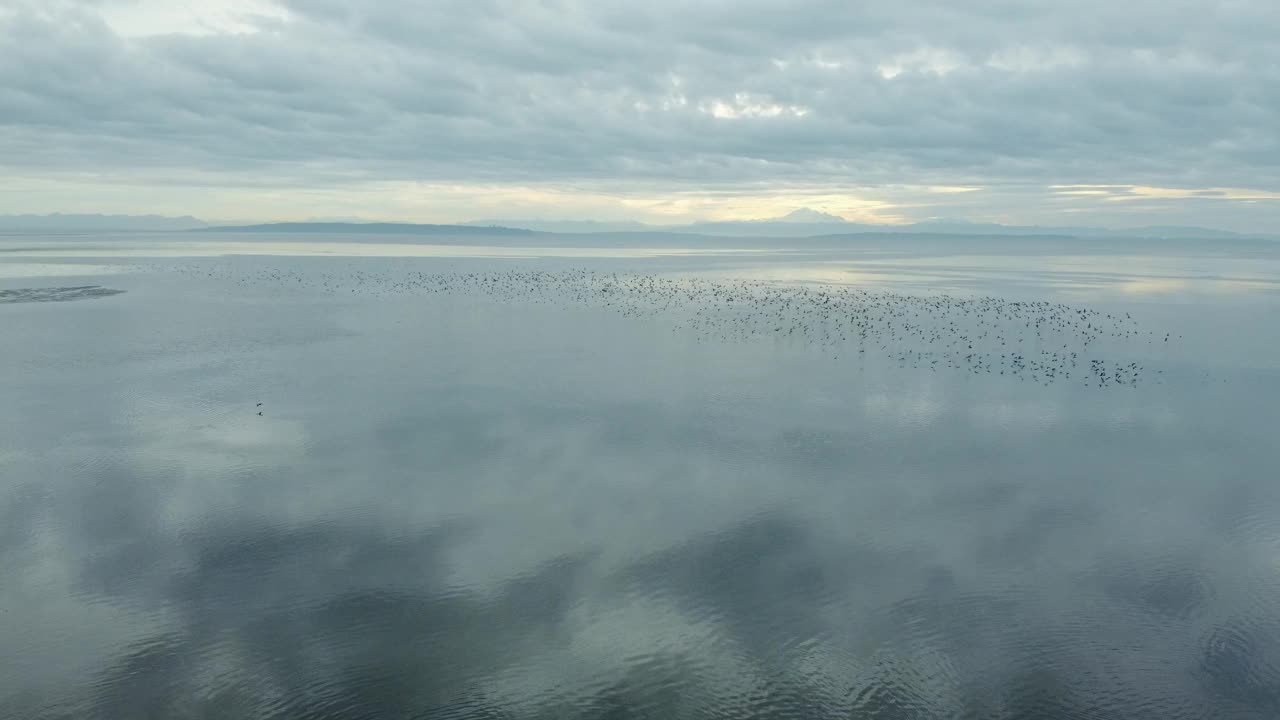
[701,93,811,119]
[877,47,966,79]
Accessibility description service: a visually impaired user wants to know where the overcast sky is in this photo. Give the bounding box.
[2,0,1279,228]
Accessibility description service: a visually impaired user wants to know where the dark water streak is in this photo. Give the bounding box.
[0,286,125,304]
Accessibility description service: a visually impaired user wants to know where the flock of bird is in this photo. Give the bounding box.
[165,263,1176,388]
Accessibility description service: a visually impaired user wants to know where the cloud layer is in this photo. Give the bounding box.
[2,0,1279,225]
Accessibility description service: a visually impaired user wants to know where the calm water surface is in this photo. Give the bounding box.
[3,234,1280,718]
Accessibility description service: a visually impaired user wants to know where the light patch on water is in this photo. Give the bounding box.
[1119,278,1191,295]
[863,390,944,427]
[122,403,314,528]
[969,400,1060,430]
[0,263,128,279]
[857,254,1280,297]
[690,264,931,289]
[1213,278,1280,295]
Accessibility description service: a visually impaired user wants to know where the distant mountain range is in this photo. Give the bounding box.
[0,211,1265,240]
[196,222,535,236]
[0,213,207,233]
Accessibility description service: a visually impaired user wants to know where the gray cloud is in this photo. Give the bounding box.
[1,0,1279,222]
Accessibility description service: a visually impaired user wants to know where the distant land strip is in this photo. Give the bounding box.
[195,222,536,236]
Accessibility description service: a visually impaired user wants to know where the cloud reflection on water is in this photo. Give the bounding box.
[2,241,1280,717]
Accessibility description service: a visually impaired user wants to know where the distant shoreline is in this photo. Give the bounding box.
[193,222,537,236]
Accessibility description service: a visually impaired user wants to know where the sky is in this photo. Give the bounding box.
[2,0,1279,229]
